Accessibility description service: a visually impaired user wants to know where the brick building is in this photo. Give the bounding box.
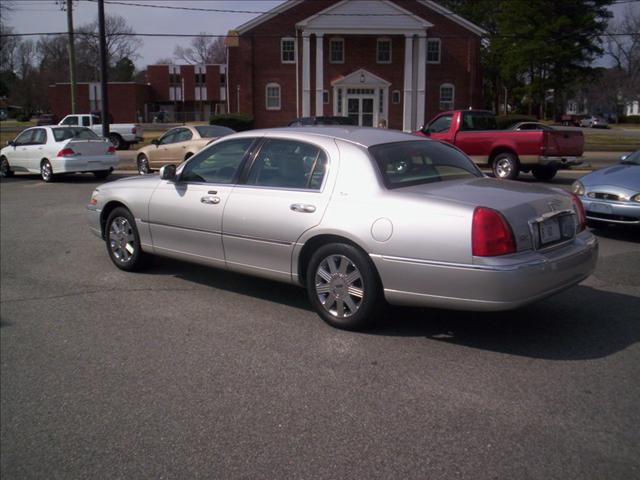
[49,64,227,123]
[226,0,485,131]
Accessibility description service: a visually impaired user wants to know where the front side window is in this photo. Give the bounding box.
[426,114,453,134]
[246,139,327,190]
[14,129,35,145]
[370,140,480,189]
[180,138,254,184]
[377,38,392,63]
[62,116,79,126]
[159,130,179,145]
[439,84,454,111]
[427,38,441,64]
[266,83,281,110]
[281,38,296,63]
[330,38,344,63]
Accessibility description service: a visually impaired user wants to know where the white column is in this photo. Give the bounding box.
[416,34,427,128]
[302,33,311,117]
[403,35,414,132]
[315,33,324,116]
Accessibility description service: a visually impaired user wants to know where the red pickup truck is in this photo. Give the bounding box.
[415,110,584,181]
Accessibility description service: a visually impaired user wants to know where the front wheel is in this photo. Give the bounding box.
[105,207,147,271]
[492,152,520,180]
[306,243,382,331]
[137,154,150,175]
[0,156,14,177]
[531,165,558,181]
[40,159,55,182]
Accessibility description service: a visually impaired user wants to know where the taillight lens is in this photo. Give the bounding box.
[472,207,516,256]
[57,148,75,157]
[132,127,137,134]
[107,146,116,154]
[570,193,586,231]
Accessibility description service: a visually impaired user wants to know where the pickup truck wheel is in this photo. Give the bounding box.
[137,154,151,175]
[108,133,123,150]
[0,156,14,177]
[492,153,520,180]
[532,165,558,181]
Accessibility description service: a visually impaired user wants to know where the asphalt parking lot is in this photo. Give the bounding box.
[1,170,639,479]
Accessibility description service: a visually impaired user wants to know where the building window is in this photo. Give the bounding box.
[323,90,329,105]
[330,38,344,63]
[379,89,384,113]
[439,83,454,110]
[427,38,441,64]
[377,38,392,64]
[195,73,206,86]
[266,83,281,110]
[281,37,296,64]
[337,88,343,114]
[392,90,401,104]
[220,73,226,86]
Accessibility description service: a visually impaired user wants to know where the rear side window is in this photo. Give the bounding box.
[460,112,498,131]
[369,140,481,189]
[246,139,327,190]
[180,138,254,184]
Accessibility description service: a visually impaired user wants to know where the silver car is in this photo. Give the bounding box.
[87,128,598,330]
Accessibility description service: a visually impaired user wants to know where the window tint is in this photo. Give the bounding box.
[52,127,99,142]
[427,114,453,133]
[460,112,498,131]
[180,138,253,183]
[62,116,79,126]
[195,125,235,138]
[31,128,47,144]
[370,140,480,189]
[14,129,34,145]
[246,139,327,190]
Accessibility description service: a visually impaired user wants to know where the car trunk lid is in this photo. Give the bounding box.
[64,139,112,156]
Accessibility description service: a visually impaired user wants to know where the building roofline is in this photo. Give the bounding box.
[235,0,304,35]
[417,0,487,36]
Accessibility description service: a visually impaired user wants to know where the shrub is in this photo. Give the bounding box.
[619,115,640,124]
[209,113,254,131]
[16,113,32,122]
[495,114,537,129]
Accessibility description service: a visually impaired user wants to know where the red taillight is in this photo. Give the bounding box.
[472,207,516,256]
[107,145,116,154]
[57,148,75,157]
[131,127,137,134]
[570,193,586,231]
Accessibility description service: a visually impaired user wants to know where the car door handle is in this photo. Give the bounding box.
[201,195,220,205]
[290,203,316,213]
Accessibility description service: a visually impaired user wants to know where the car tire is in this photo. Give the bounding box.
[40,159,55,182]
[306,242,382,331]
[105,207,147,271]
[108,133,123,150]
[531,165,558,181]
[492,152,520,180]
[93,170,110,180]
[0,156,14,177]
[137,154,150,175]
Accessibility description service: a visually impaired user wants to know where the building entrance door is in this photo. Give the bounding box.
[347,97,375,127]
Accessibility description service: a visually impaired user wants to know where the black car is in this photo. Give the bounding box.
[288,116,356,127]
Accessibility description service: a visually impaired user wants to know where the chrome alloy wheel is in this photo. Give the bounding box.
[108,216,137,263]
[41,161,52,181]
[314,254,364,318]
[137,155,150,175]
[495,157,513,179]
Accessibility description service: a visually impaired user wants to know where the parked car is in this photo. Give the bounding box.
[579,116,609,129]
[416,110,584,180]
[136,125,235,175]
[1,126,118,182]
[58,114,144,150]
[572,150,640,226]
[87,127,597,330]
[36,113,59,126]
[288,116,356,127]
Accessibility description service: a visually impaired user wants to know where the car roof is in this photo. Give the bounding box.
[234,126,424,148]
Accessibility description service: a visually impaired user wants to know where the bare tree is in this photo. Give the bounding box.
[0,23,21,73]
[154,57,175,65]
[605,5,639,98]
[173,35,225,65]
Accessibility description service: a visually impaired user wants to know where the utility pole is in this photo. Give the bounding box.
[97,0,110,139]
[58,0,77,113]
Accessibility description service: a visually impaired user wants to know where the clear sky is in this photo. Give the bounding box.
[3,0,634,69]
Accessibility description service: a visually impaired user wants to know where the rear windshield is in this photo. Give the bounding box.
[195,125,235,138]
[52,127,99,142]
[369,140,481,189]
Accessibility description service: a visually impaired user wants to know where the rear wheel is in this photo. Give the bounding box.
[108,133,123,150]
[492,152,520,180]
[105,207,147,271]
[532,165,558,181]
[137,154,150,175]
[0,156,14,177]
[306,243,382,331]
[40,159,54,182]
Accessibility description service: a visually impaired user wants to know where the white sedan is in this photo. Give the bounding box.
[0,126,119,182]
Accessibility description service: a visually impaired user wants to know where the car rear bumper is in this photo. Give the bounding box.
[538,156,583,167]
[53,155,119,173]
[582,198,640,224]
[372,230,598,311]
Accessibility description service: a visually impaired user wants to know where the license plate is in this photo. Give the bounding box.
[589,202,612,214]
[539,218,561,245]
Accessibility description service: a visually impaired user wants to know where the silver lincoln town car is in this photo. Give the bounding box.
[87,127,598,330]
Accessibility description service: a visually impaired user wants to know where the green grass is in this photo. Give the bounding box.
[584,133,640,152]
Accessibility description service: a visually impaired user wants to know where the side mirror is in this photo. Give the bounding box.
[620,154,628,162]
[6,140,15,147]
[159,164,176,181]
[151,138,160,146]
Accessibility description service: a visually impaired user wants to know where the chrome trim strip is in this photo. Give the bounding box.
[372,254,547,272]
[147,221,221,236]
[586,215,640,225]
[223,231,293,246]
